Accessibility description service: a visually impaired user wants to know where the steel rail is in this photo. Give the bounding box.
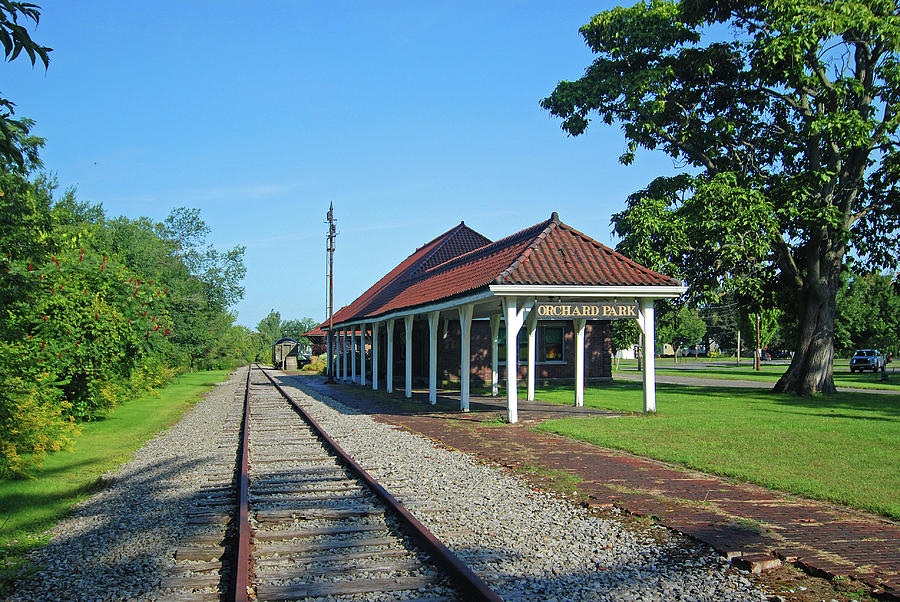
[258,367,502,602]
[229,364,253,602]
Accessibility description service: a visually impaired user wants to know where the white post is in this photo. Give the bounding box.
[428,310,439,405]
[404,314,414,399]
[526,308,538,401]
[386,319,395,393]
[372,322,380,390]
[340,330,347,381]
[490,314,500,397]
[574,318,586,407]
[639,298,657,412]
[736,329,741,366]
[503,297,526,424]
[351,325,357,384]
[458,303,474,412]
[359,325,366,387]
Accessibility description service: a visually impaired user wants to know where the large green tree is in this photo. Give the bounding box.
[834,271,900,355]
[157,207,246,371]
[542,0,900,394]
[657,304,707,361]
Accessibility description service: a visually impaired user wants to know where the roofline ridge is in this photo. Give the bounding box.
[493,218,558,284]
[414,218,545,276]
[407,222,489,276]
[412,221,466,254]
[328,226,461,325]
[556,221,680,281]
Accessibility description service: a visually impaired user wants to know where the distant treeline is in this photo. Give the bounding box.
[0,138,262,476]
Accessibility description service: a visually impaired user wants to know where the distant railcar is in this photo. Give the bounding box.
[272,338,300,370]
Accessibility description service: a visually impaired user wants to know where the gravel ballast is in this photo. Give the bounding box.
[8,367,770,600]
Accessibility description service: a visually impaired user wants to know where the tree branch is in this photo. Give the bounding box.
[772,230,803,288]
[657,130,720,174]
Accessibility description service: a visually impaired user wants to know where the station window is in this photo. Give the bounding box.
[541,326,564,362]
[497,328,528,364]
[498,324,566,364]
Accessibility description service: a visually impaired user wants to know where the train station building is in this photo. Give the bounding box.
[317,212,685,423]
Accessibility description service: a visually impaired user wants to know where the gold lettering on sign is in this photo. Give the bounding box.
[534,302,638,319]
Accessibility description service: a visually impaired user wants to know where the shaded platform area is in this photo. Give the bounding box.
[290,374,900,599]
[295,375,622,423]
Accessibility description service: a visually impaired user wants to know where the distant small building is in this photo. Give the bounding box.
[272,338,301,370]
[302,326,328,356]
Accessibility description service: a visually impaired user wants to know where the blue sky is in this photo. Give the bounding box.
[7,1,677,329]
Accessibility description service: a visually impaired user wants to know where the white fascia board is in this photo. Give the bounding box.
[488,284,687,298]
[327,290,495,330]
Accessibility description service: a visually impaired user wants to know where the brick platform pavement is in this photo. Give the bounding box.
[291,375,900,597]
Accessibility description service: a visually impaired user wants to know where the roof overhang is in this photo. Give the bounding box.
[326,283,686,330]
[489,284,687,298]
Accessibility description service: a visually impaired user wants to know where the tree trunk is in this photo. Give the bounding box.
[774,282,838,395]
[755,314,761,372]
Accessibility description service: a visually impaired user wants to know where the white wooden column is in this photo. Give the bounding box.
[526,308,538,401]
[490,314,500,397]
[342,330,347,380]
[404,315,414,398]
[359,325,366,387]
[503,297,526,424]
[574,318,586,407]
[386,319,395,393]
[371,322,380,390]
[638,298,657,412]
[427,310,439,405]
[458,303,474,412]
[351,326,357,383]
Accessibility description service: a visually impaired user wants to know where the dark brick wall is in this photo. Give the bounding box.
[366,318,611,388]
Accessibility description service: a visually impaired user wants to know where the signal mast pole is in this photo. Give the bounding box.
[325,203,337,383]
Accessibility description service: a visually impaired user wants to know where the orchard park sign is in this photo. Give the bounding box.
[533,301,639,320]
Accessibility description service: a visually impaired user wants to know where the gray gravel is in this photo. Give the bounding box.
[7,367,771,600]
[6,369,246,602]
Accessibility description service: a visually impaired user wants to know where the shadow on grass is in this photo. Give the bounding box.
[657,383,900,420]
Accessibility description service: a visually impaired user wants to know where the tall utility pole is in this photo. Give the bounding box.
[325,202,337,383]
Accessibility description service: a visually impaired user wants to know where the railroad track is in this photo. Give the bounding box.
[164,364,500,601]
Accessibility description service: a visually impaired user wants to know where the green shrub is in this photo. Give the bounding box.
[0,343,77,477]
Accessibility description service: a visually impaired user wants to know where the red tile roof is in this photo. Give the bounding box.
[325,213,681,327]
[329,222,491,326]
[302,326,327,338]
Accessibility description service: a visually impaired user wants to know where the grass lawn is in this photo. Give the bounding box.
[613,358,900,391]
[0,369,230,593]
[532,381,900,520]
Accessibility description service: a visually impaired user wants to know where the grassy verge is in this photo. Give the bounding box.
[0,369,230,593]
[532,382,900,519]
[613,360,900,391]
